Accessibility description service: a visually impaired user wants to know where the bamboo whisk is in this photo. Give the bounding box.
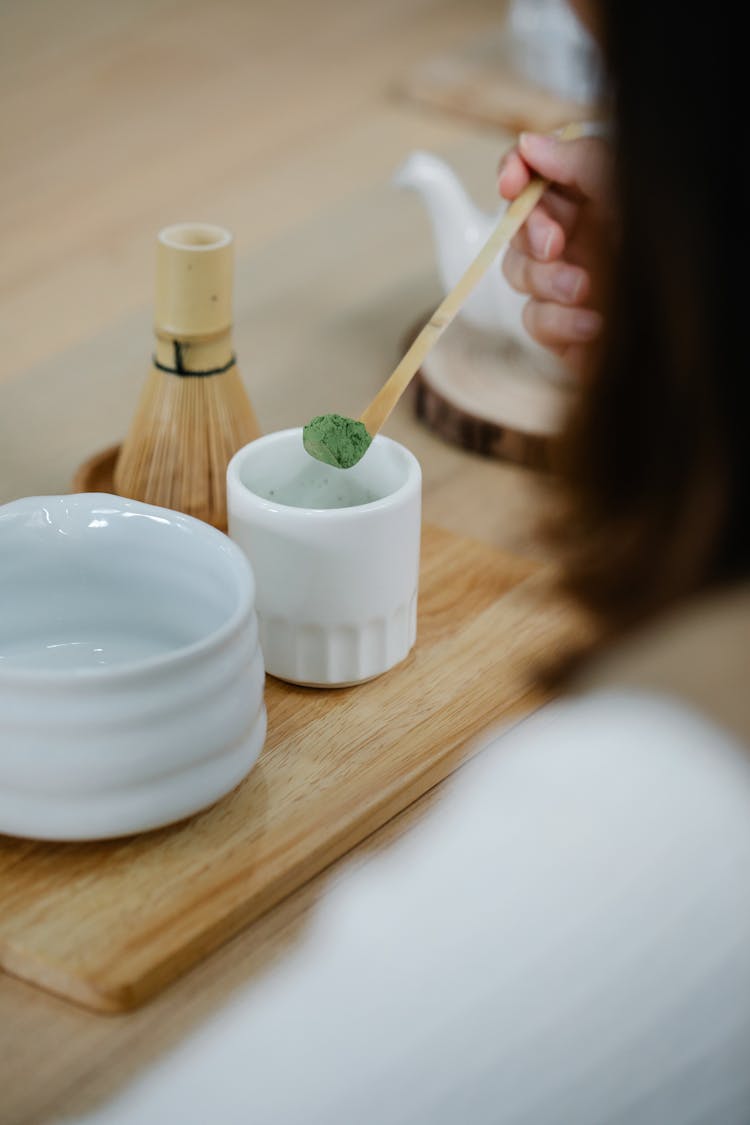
[114,223,261,530]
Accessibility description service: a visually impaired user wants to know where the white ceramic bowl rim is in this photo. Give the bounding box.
[0,494,256,684]
[227,428,422,519]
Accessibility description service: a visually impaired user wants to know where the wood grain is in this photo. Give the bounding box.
[0,524,583,1013]
[406,315,576,467]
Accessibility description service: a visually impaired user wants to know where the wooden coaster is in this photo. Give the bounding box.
[73,443,119,494]
[0,526,586,1012]
[409,317,576,470]
[397,23,595,134]
[72,444,229,533]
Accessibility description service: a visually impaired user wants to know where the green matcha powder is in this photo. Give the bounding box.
[303,413,372,469]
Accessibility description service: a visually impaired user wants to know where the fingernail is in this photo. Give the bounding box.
[519,132,553,159]
[553,268,583,301]
[572,309,603,339]
[542,230,555,260]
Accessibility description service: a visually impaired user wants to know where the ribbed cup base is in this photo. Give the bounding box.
[260,595,417,686]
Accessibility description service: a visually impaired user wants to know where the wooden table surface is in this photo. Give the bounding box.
[0,2,563,1121]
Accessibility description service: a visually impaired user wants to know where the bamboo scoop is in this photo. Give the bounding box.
[303,122,585,469]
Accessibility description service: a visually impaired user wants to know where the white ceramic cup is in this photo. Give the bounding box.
[227,428,421,686]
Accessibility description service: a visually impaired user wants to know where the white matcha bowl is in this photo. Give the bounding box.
[227,429,422,686]
[0,494,266,841]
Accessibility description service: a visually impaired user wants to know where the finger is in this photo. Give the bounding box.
[538,187,579,234]
[522,299,603,347]
[518,132,610,203]
[497,150,530,199]
[503,249,590,305]
[559,339,602,380]
[559,342,595,379]
[499,156,580,233]
[511,206,566,262]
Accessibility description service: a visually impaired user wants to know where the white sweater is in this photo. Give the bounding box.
[71,691,750,1125]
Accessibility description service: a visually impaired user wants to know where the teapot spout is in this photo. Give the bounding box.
[392,150,495,259]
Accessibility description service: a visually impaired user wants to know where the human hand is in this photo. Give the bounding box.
[497,130,614,375]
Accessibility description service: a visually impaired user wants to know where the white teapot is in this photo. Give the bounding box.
[392,149,558,371]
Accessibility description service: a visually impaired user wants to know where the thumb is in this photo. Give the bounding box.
[518,132,606,203]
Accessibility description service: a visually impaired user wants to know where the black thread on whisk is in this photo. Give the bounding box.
[152,350,237,377]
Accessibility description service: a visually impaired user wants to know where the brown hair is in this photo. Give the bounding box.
[553,3,739,634]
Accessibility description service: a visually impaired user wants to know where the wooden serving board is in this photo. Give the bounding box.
[397,23,595,134]
[0,525,582,1013]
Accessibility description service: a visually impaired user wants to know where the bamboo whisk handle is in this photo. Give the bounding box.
[114,222,261,531]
